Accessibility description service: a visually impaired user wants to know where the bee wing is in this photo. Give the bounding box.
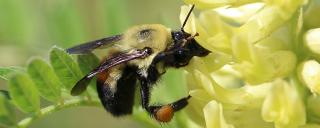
[70,47,152,96]
[66,34,123,54]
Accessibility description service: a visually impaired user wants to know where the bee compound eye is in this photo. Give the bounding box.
[175,33,183,39]
[144,47,153,55]
[173,32,184,41]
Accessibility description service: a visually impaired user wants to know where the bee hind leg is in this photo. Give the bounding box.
[148,96,190,123]
[139,79,190,122]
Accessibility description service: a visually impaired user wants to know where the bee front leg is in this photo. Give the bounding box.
[139,78,190,123]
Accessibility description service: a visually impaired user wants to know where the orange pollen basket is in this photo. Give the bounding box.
[155,105,174,122]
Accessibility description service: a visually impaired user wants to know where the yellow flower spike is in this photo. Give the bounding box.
[188,67,235,103]
[188,53,232,74]
[183,0,236,10]
[212,65,243,88]
[186,70,201,90]
[233,0,304,46]
[186,53,278,128]
[304,28,320,56]
[255,28,291,51]
[224,106,274,128]
[179,0,310,127]
[185,72,212,125]
[186,89,213,125]
[198,11,231,36]
[262,79,306,128]
[199,11,234,53]
[264,50,296,72]
[207,33,232,54]
[203,100,234,128]
[202,52,232,72]
[233,61,270,84]
[188,59,272,106]
[231,39,254,63]
[233,22,296,84]
[253,50,296,79]
[193,70,216,96]
[299,60,320,95]
[234,46,296,84]
[188,65,273,127]
[181,6,237,54]
[233,7,278,46]
[188,64,248,106]
[264,0,305,15]
[215,2,265,27]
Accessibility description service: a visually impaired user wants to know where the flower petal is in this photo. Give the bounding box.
[299,60,320,95]
[215,2,265,27]
[203,100,234,128]
[184,0,236,9]
[186,89,212,125]
[304,28,320,56]
[262,79,306,128]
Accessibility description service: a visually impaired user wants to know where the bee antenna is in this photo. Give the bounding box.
[181,4,195,32]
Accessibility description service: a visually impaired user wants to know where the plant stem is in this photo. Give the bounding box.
[17,98,100,128]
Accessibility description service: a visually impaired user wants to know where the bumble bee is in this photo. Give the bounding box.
[67,5,210,122]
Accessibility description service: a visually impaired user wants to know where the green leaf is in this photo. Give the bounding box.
[0,92,16,127]
[0,90,10,99]
[0,67,24,80]
[77,52,100,74]
[8,73,40,113]
[27,58,62,102]
[49,46,82,90]
[76,53,100,94]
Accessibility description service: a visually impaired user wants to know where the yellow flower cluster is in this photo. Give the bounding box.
[180,0,320,128]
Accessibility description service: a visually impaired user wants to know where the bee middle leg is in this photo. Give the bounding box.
[139,79,190,122]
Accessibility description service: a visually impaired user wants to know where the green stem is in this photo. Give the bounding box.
[17,98,100,128]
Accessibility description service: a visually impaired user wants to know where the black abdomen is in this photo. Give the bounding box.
[96,66,137,116]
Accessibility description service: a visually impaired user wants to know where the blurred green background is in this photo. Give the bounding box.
[0,0,189,128]
[0,0,184,66]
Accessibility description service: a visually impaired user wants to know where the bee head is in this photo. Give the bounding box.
[153,4,210,68]
[171,30,209,57]
[174,4,209,57]
[171,30,190,45]
[162,30,209,68]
